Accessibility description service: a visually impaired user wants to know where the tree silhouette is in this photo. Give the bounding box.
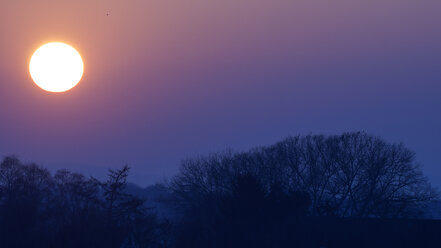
[171,132,437,219]
[0,157,165,248]
[0,132,438,247]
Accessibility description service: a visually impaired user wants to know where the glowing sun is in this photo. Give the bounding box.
[29,42,84,93]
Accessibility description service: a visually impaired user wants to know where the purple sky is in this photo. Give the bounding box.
[0,0,440,186]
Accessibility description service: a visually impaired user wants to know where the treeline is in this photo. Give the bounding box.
[0,132,439,247]
[0,158,170,248]
[169,132,438,247]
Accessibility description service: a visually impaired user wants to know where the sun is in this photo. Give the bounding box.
[29,42,84,93]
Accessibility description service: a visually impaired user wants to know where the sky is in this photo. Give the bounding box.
[0,0,440,187]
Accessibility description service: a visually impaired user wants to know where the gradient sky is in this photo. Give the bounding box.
[1,0,440,187]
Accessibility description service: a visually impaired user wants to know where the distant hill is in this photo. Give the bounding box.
[125,183,441,221]
[423,200,441,219]
[125,183,176,219]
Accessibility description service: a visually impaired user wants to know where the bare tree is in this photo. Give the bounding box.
[272,133,438,218]
[0,158,165,248]
[101,165,131,221]
[170,132,437,218]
